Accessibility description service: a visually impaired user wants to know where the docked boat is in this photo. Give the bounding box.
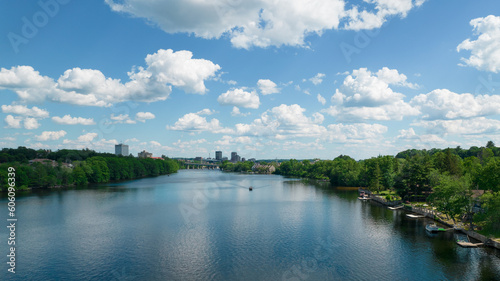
[358,191,370,200]
[426,223,447,232]
[426,223,440,232]
[406,213,424,218]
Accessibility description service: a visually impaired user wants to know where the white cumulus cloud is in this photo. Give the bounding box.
[333,68,409,106]
[1,104,49,118]
[231,106,250,117]
[35,130,67,141]
[410,89,500,120]
[218,88,260,109]
[4,115,22,129]
[77,132,98,143]
[376,67,417,88]
[63,133,118,151]
[105,0,424,49]
[457,15,500,73]
[397,128,418,140]
[317,94,326,105]
[52,115,95,125]
[196,109,216,116]
[0,49,220,107]
[235,104,326,138]
[344,0,424,31]
[310,73,326,85]
[327,67,419,121]
[414,117,500,136]
[135,112,156,122]
[23,118,40,130]
[257,79,280,95]
[110,114,136,124]
[166,112,233,134]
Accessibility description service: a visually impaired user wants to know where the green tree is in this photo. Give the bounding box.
[329,155,361,187]
[463,156,482,187]
[86,157,110,183]
[429,174,471,224]
[474,191,500,235]
[478,147,494,164]
[72,166,88,185]
[394,154,432,201]
[368,162,382,192]
[478,158,500,192]
[486,140,495,149]
[432,149,463,176]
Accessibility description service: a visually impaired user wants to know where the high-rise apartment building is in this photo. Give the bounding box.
[115,144,129,156]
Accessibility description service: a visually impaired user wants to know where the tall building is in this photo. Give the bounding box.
[231,152,241,163]
[138,150,153,158]
[215,151,222,161]
[115,144,129,156]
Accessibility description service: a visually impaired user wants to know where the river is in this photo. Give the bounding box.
[1,170,499,280]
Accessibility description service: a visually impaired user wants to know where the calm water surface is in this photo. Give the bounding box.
[1,170,499,280]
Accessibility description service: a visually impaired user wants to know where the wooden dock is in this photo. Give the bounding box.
[456,241,484,248]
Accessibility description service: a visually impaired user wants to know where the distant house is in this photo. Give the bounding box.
[251,164,276,174]
[29,159,73,168]
[29,158,57,167]
[138,150,153,158]
[471,189,486,213]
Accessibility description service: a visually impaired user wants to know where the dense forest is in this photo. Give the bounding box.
[275,141,500,236]
[0,147,179,190]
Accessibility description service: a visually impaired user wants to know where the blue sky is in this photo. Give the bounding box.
[1,0,500,160]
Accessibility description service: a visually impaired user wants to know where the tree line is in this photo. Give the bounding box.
[0,147,179,190]
[220,160,255,172]
[275,141,500,236]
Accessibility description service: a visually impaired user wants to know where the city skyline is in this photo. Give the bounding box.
[1,1,500,160]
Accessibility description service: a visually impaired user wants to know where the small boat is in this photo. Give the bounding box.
[426,223,441,232]
[358,191,370,200]
[249,186,253,191]
[406,214,424,218]
[388,205,403,210]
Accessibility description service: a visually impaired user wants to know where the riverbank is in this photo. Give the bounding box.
[407,205,500,249]
[0,172,178,194]
[359,188,500,250]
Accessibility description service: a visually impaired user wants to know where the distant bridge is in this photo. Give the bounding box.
[182,162,220,170]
